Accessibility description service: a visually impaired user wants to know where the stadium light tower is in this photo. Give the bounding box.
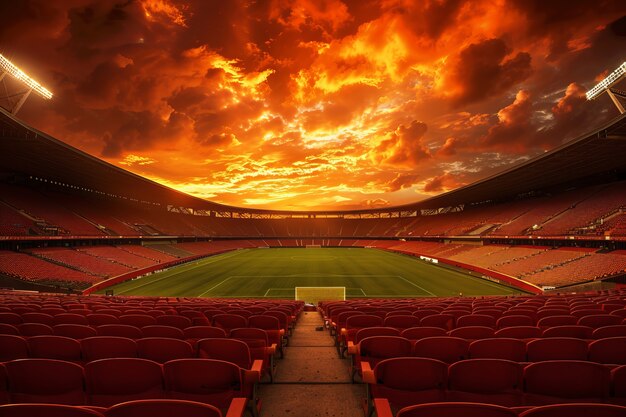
[586,62,626,114]
[0,53,53,115]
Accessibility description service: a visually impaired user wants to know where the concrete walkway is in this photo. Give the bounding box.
[258,311,365,417]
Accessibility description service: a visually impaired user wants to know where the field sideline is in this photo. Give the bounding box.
[101,248,524,299]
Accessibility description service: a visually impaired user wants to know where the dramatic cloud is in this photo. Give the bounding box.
[0,0,624,210]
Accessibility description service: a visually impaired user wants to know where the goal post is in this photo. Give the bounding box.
[295,286,346,304]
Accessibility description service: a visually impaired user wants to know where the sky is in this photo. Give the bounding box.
[1,1,625,211]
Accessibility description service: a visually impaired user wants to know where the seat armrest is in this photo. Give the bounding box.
[373,399,393,417]
[361,361,376,384]
[225,398,248,417]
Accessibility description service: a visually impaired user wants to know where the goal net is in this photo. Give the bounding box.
[295,286,346,304]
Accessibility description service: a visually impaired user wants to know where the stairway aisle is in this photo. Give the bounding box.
[258,311,365,417]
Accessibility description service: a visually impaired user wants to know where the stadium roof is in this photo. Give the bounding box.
[1,106,626,215]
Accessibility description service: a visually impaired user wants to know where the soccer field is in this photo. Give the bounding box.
[102,248,524,298]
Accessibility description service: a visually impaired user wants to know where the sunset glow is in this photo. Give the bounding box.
[1,0,625,210]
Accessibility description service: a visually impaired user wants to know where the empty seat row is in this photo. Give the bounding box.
[0,357,259,413]
[0,398,247,417]
[361,358,626,411]
[348,335,626,379]
[373,400,626,417]
[0,333,275,380]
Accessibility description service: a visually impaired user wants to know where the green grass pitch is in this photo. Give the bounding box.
[102,248,525,298]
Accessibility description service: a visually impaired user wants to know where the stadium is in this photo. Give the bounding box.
[1,2,626,416]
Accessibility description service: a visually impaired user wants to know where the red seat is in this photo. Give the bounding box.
[518,403,626,417]
[0,404,104,417]
[229,328,275,369]
[526,338,588,362]
[364,357,447,412]
[496,315,535,329]
[53,324,98,340]
[0,324,19,335]
[383,315,421,330]
[0,363,8,405]
[448,326,495,340]
[86,314,119,326]
[5,358,85,405]
[469,338,526,362]
[81,336,138,362]
[247,315,283,358]
[494,326,542,339]
[141,325,185,339]
[355,327,401,344]
[592,325,626,339]
[588,337,626,365]
[96,325,143,339]
[183,326,227,347]
[119,314,157,328]
[612,365,626,406]
[413,336,469,363]
[419,314,454,330]
[197,338,260,374]
[54,314,89,326]
[523,360,611,405]
[137,338,194,363]
[0,335,28,361]
[400,327,447,341]
[457,314,496,328]
[163,359,253,411]
[21,313,55,326]
[85,358,164,407]
[17,323,53,337]
[578,314,623,328]
[447,358,524,406]
[155,315,192,329]
[382,401,518,417]
[212,314,248,333]
[0,313,22,325]
[341,315,384,357]
[537,315,578,328]
[27,335,82,363]
[542,325,593,339]
[104,398,247,417]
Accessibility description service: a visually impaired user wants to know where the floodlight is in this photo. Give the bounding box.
[0,53,52,99]
[586,62,626,100]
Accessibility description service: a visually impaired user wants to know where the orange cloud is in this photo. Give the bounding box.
[2,0,624,210]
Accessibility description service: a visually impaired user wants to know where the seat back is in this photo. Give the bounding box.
[523,360,610,405]
[104,399,222,417]
[163,358,243,409]
[413,336,469,363]
[85,357,164,407]
[53,324,97,340]
[141,325,185,339]
[0,335,28,361]
[395,402,519,417]
[372,357,447,410]
[518,403,626,417]
[27,335,82,362]
[542,325,593,339]
[448,326,495,340]
[197,338,252,369]
[526,338,588,361]
[495,326,542,339]
[156,315,193,329]
[137,337,194,363]
[5,358,85,405]
[383,315,421,330]
[447,359,523,406]
[400,327,446,341]
[81,336,138,362]
[96,324,143,339]
[469,338,526,362]
[588,337,626,365]
[0,404,104,417]
[354,327,400,344]
[457,314,496,328]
